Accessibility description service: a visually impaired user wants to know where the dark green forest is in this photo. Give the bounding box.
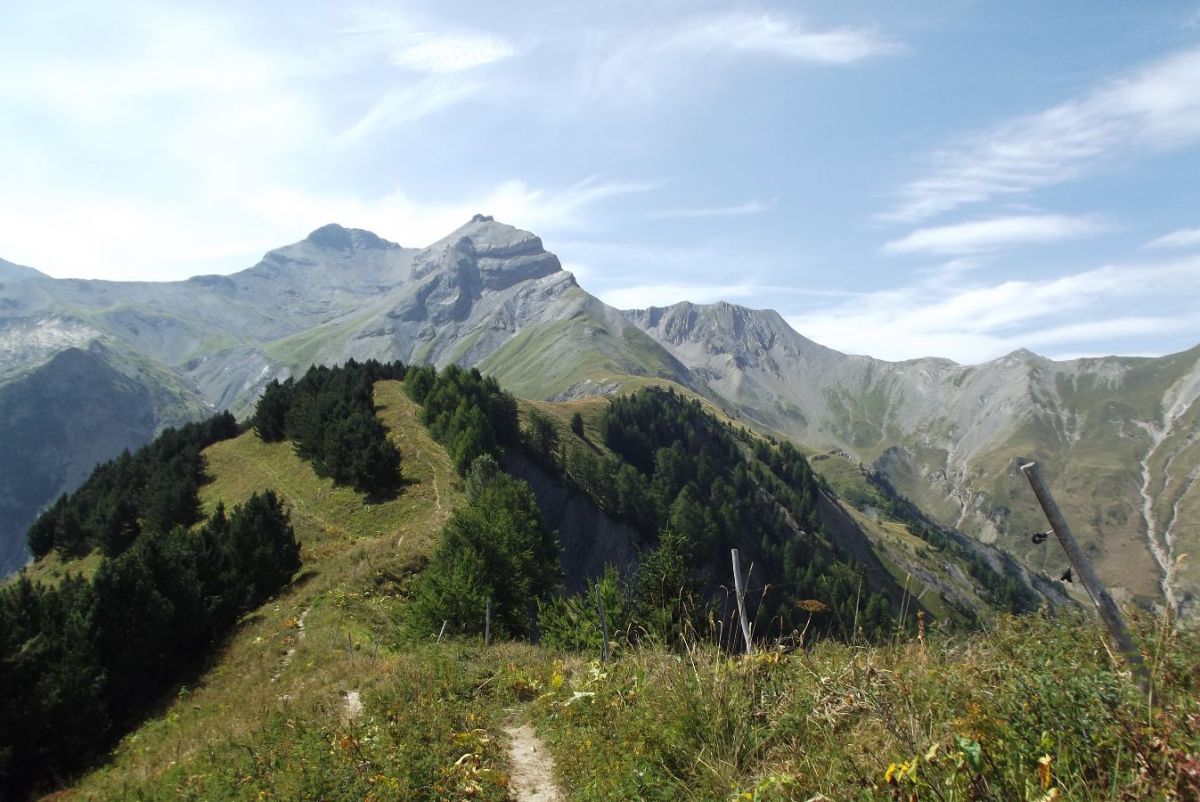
[27,411,239,559]
[252,359,406,499]
[3,488,299,799]
[555,387,896,641]
[403,363,520,475]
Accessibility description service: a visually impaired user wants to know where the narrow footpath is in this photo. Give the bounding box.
[504,720,564,802]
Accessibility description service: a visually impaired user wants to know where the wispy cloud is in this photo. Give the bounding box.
[338,77,484,141]
[649,200,774,220]
[885,46,1200,222]
[670,12,902,64]
[884,214,1109,256]
[337,9,516,74]
[786,255,1200,363]
[1146,227,1200,249]
[588,11,900,104]
[247,176,659,254]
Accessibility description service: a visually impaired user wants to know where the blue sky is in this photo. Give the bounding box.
[2,1,1199,363]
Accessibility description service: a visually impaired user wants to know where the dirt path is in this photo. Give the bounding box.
[272,606,311,685]
[341,690,363,724]
[504,721,564,802]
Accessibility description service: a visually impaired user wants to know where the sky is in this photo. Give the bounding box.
[2,1,1200,364]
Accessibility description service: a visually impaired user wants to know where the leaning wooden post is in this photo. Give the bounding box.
[731,549,754,656]
[594,582,610,663]
[1020,462,1149,691]
[485,598,492,647]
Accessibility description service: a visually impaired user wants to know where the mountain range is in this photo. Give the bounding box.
[2,216,1197,618]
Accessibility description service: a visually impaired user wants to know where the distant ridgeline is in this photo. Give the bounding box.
[2,414,300,799]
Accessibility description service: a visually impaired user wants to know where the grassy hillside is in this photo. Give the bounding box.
[57,380,477,799]
[478,296,692,401]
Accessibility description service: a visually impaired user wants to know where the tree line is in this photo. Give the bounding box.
[403,363,520,475]
[27,411,240,559]
[2,491,300,799]
[863,470,1037,615]
[252,359,407,499]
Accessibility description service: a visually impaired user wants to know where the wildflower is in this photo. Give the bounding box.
[1038,754,1053,790]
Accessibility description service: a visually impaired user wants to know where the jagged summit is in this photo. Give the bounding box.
[432,215,548,259]
[626,299,833,359]
[304,223,394,251]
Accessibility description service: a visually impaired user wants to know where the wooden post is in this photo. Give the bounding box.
[731,549,754,656]
[594,582,610,663]
[1020,462,1149,690]
[437,620,448,643]
[485,598,492,647]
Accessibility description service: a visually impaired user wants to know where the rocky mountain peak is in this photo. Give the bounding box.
[436,216,547,259]
[305,223,393,252]
[626,299,829,360]
[415,217,562,292]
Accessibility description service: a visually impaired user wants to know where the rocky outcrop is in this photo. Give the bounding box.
[502,452,640,593]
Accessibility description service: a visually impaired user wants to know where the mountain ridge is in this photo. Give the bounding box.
[2,217,1197,619]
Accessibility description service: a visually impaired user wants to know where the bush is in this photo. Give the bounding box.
[406,469,560,640]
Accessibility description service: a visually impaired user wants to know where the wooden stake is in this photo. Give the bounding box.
[731,549,754,655]
[485,598,492,647]
[594,582,610,663]
[437,620,448,643]
[1020,461,1149,691]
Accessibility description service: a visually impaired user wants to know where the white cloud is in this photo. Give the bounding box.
[671,12,901,64]
[884,214,1109,256]
[337,9,516,74]
[237,176,657,255]
[588,11,899,104]
[649,200,774,220]
[1146,227,1200,249]
[886,46,1200,222]
[390,33,516,73]
[0,175,658,281]
[337,77,484,141]
[786,255,1200,363]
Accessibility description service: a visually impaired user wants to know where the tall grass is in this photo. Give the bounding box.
[527,612,1200,801]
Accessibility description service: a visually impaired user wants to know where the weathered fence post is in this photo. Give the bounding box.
[595,582,610,663]
[731,549,754,656]
[485,598,492,647]
[1020,461,1150,691]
